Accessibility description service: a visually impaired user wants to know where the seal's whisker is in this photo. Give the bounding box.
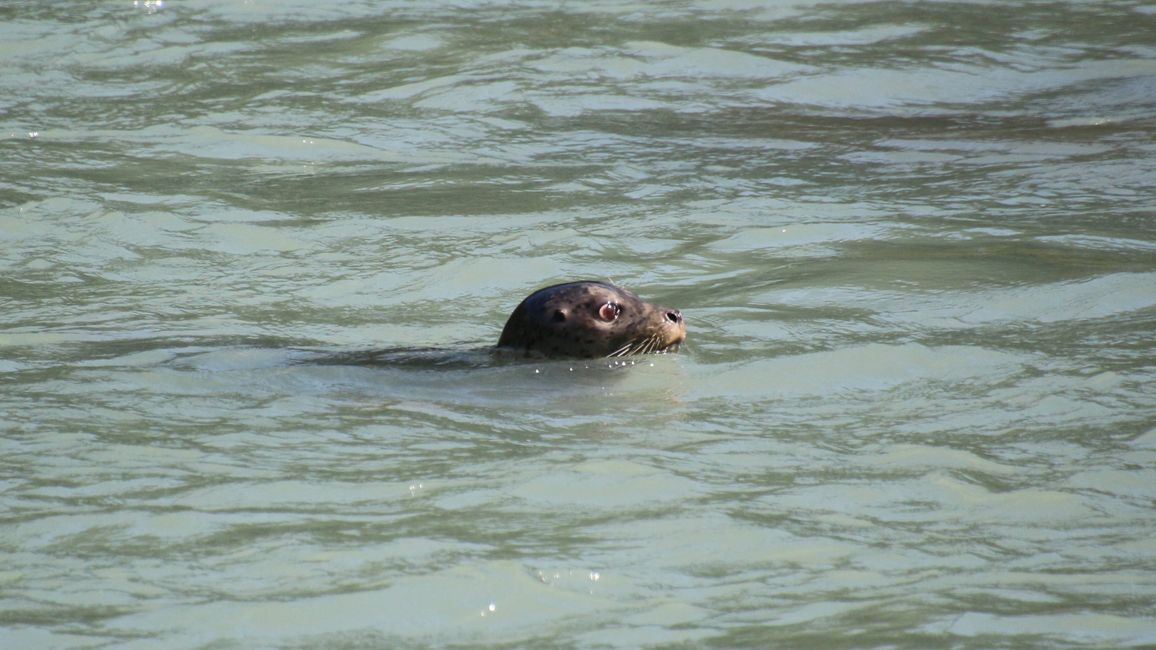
[606,332,684,357]
[608,342,634,357]
[643,336,659,354]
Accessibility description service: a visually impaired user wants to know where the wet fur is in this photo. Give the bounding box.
[497,281,686,359]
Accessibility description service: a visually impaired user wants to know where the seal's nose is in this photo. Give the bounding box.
[666,309,683,324]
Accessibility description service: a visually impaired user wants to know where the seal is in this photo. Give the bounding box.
[497,280,686,359]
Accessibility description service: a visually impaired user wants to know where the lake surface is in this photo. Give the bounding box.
[3,1,1155,648]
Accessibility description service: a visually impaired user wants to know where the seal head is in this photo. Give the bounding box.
[497,281,686,359]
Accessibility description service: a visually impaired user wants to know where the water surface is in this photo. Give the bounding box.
[3,1,1155,648]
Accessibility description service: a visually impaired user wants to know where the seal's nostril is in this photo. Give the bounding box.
[666,309,682,324]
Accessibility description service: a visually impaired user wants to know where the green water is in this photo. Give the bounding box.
[3,1,1155,648]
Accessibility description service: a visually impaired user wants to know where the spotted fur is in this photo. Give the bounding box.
[497,281,686,359]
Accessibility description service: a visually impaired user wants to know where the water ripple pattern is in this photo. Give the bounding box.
[2,1,1155,648]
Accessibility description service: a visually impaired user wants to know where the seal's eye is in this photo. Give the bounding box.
[597,302,621,322]
[552,309,567,322]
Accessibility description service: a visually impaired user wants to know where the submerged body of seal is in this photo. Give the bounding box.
[497,281,686,359]
[305,280,685,368]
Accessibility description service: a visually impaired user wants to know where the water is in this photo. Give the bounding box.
[3,1,1155,648]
